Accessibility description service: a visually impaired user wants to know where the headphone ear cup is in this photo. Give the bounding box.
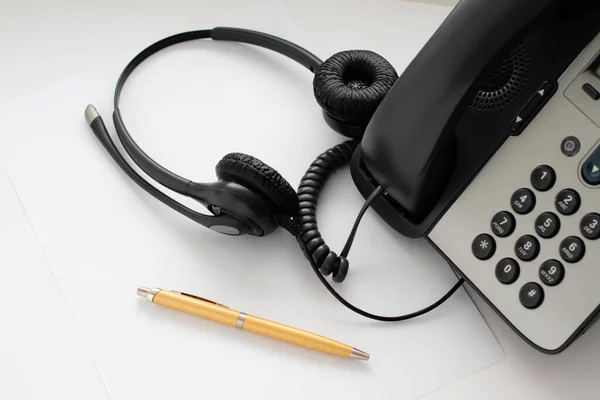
[215,153,299,217]
[313,50,398,139]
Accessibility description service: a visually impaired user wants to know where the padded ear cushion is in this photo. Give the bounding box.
[313,50,398,127]
[215,153,299,217]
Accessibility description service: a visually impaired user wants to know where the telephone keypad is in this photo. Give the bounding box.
[531,165,556,192]
[560,236,585,263]
[511,188,536,215]
[555,189,581,215]
[539,260,565,287]
[483,174,590,310]
[515,235,540,262]
[580,213,600,240]
[535,212,561,239]
[485,175,588,299]
[491,211,516,237]
[426,42,600,350]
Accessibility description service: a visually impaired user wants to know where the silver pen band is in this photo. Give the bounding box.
[236,312,247,329]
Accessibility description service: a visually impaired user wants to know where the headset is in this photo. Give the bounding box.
[86,27,464,322]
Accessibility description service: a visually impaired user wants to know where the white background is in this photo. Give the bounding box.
[1,1,599,399]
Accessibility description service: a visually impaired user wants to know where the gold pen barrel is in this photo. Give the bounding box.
[241,314,353,358]
[144,288,368,360]
[153,290,241,327]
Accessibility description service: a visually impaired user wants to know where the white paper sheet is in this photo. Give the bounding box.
[0,1,504,399]
[0,160,109,399]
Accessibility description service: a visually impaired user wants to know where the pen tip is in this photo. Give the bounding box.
[350,348,369,361]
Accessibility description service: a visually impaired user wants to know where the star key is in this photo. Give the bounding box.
[472,234,496,260]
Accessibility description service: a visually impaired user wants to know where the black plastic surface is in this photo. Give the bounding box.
[322,110,365,140]
[211,27,322,72]
[359,0,561,218]
[510,81,557,135]
[187,181,278,236]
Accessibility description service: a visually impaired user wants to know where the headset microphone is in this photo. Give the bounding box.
[86,106,257,235]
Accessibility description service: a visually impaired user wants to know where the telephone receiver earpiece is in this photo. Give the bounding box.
[313,50,399,140]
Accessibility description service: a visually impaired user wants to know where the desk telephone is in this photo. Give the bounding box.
[352,0,600,353]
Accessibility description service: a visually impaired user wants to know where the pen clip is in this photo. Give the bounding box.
[177,291,229,308]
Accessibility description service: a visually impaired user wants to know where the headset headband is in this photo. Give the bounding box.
[85,27,322,233]
[114,28,321,195]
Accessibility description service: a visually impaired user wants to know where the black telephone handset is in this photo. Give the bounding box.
[361,0,559,216]
[352,0,600,353]
[352,0,600,238]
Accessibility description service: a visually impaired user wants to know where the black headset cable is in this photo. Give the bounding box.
[278,141,465,322]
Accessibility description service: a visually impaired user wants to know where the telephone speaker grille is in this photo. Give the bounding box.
[469,43,531,113]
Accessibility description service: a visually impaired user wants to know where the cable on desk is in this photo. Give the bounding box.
[277,141,465,322]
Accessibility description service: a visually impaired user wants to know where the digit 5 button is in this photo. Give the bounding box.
[535,212,560,239]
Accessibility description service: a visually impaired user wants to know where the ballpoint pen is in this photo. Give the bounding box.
[137,286,369,361]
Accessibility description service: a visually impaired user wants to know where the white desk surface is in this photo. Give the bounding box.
[1,1,599,399]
